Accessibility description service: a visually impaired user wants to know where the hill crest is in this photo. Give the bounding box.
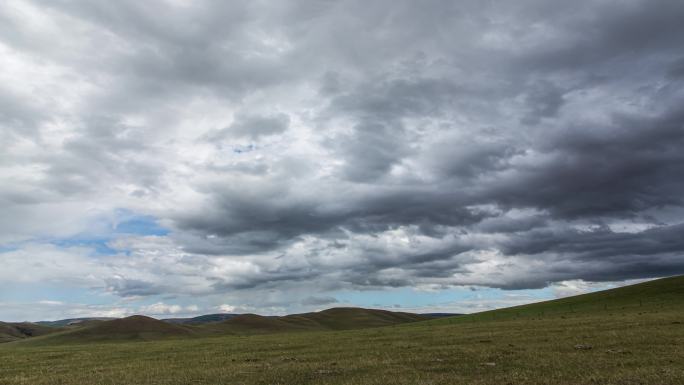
[18,315,195,345]
[200,307,430,335]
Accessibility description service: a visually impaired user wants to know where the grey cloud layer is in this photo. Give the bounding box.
[1,0,683,308]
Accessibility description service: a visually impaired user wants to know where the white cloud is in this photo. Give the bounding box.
[550,278,656,299]
[0,301,130,322]
[38,300,64,306]
[138,302,199,316]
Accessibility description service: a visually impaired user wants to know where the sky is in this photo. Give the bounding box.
[1,0,683,322]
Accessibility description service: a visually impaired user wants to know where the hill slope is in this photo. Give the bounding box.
[432,275,684,325]
[0,322,60,343]
[1,276,683,385]
[10,276,683,346]
[22,315,196,345]
[15,308,427,344]
[200,307,429,335]
[0,322,24,343]
[201,314,314,334]
[283,307,427,329]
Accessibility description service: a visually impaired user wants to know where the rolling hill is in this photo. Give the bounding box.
[17,308,431,344]
[21,315,196,345]
[2,276,682,384]
[0,322,24,343]
[0,322,60,343]
[8,276,684,347]
[431,275,684,326]
[282,307,428,329]
[199,307,430,335]
[200,313,312,334]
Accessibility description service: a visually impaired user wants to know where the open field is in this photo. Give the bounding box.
[0,276,683,385]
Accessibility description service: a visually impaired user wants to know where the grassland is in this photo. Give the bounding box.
[0,276,682,385]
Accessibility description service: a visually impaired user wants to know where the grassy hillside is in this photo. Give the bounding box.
[0,322,24,343]
[17,308,428,343]
[432,275,684,326]
[0,322,60,343]
[1,276,682,385]
[282,307,427,329]
[21,315,196,345]
[200,308,429,335]
[201,314,315,334]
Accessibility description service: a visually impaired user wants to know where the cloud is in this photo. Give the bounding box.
[301,296,338,306]
[550,278,652,299]
[222,112,290,141]
[138,302,198,316]
[0,301,131,322]
[1,0,684,319]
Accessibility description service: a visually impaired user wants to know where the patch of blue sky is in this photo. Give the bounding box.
[0,244,19,253]
[51,236,120,255]
[334,287,470,308]
[113,210,169,236]
[48,209,169,256]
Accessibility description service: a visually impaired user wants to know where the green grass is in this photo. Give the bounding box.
[433,275,684,324]
[1,276,683,385]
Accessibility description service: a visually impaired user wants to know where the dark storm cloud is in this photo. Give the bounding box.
[327,76,463,121]
[171,183,489,256]
[503,224,684,261]
[2,0,684,306]
[475,214,548,234]
[520,81,566,125]
[494,223,684,289]
[515,0,684,72]
[334,122,410,182]
[209,267,321,291]
[105,277,165,297]
[486,106,684,219]
[160,0,684,290]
